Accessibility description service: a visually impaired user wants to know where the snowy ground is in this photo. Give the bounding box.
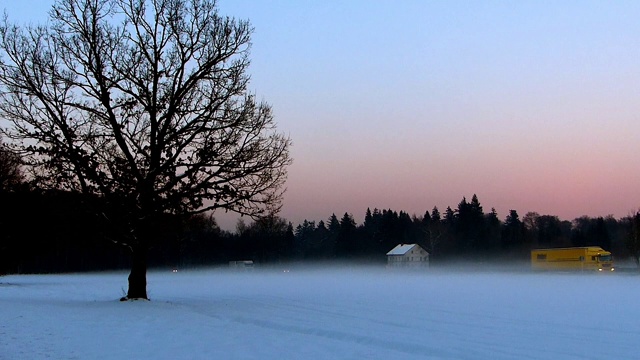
[1,266,639,359]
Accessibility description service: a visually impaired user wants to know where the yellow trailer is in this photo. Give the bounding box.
[531,247,614,272]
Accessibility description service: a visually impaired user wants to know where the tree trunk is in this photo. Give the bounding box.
[123,245,148,300]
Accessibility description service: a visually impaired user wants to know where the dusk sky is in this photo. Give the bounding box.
[2,0,639,230]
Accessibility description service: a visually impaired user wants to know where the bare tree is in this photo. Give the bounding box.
[0,0,292,299]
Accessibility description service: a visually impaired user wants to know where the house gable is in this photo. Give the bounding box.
[386,244,429,267]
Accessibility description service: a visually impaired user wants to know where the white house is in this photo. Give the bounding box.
[386,244,429,268]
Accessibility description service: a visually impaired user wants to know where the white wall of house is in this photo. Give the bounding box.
[386,244,429,268]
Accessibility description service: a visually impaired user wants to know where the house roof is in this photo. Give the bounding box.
[386,244,424,256]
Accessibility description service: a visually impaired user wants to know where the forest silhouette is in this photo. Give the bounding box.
[2,184,638,274]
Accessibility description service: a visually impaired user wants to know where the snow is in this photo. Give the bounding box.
[1,267,639,359]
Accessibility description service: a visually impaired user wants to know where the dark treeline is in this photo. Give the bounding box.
[0,185,295,273]
[292,195,635,265]
[2,187,639,273]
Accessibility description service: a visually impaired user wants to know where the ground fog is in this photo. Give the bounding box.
[1,266,638,359]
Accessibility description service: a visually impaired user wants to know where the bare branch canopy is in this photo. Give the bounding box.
[0,0,291,217]
[0,0,292,299]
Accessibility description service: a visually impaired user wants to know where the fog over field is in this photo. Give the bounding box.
[1,267,639,359]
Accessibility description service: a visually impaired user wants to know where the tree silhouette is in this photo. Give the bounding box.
[485,207,501,250]
[424,207,443,255]
[0,138,22,192]
[337,212,356,257]
[502,210,525,251]
[626,211,640,267]
[453,195,487,252]
[0,0,291,299]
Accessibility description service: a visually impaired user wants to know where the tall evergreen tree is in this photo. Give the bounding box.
[444,207,455,224]
[327,214,340,257]
[485,207,501,250]
[364,208,373,228]
[502,210,525,251]
[421,209,431,228]
[467,194,487,251]
[294,220,316,258]
[398,211,414,244]
[446,195,490,255]
[328,214,341,235]
[626,211,640,268]
[337,213,357,257]
[431,206,441,222]
[439,206,456,255]
[313,220,332,259]
[316,220,326,231]
[470,195,483,213]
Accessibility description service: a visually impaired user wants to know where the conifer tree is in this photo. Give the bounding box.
[626,211,640,268]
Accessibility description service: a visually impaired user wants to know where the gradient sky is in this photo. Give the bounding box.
[2,0,640,230]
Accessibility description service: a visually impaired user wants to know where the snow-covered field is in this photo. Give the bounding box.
[1,266,639,359]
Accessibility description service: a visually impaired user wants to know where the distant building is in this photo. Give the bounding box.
[229,260,254,271]
[386,244,429,268]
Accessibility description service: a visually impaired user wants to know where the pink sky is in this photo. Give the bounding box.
[217,1,640,229]
[1,0,639,230]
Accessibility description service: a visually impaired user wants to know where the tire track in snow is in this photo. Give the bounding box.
[233,316,460,358]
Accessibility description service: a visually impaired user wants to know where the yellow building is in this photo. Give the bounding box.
[531,247,614,272]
